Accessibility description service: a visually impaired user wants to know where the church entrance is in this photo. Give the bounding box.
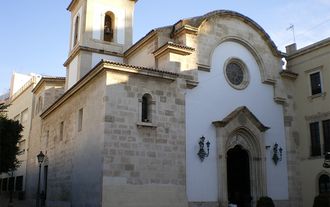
[227,145,252,207]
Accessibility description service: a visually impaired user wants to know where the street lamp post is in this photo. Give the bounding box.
[36,151,45,207]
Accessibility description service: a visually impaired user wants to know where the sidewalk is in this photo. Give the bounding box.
[0,194,33,207]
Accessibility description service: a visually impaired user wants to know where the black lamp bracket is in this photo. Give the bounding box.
[197,136,210,162]
[272,143,283,165]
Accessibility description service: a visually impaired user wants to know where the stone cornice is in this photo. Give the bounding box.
[67,0,138,11]
[67,0,79,11]
[32,77,65,94]
[172,25,198,37]
[280,70,298,80]
[41,60,178,119]
[63,45,124,67]
[153,42,195,58]
[41,64,104,119]
[212,106,270,132]
[273,97,286,105]
[102,61,179,79]
[175,10,284,58]
[197,64,211,72]
[185,79,199,89]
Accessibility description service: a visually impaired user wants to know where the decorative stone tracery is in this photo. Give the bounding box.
[213,106,268,207]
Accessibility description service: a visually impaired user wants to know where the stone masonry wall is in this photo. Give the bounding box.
[31,73,106,207]
[42,87,64,112]
[281,76,303,207]
[25,86,64,206]
[102,71,188,207]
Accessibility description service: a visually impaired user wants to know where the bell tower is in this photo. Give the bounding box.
[64,0,137,90]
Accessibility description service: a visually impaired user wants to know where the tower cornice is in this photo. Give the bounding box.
[67,0,138,11]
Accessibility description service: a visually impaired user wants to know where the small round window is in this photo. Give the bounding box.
[224,58,249,90]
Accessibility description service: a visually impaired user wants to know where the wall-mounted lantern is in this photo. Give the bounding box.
[197,136,210,162]
[323,152,330,168]
[272,143,283,165]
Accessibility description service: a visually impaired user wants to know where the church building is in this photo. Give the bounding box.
[6,0,326,206]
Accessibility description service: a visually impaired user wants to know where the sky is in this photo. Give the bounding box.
[1,0,330,95]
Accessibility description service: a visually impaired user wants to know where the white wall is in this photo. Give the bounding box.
[92,53,123,68]
[10,73,35,96]
[68,56,78,89]
[67,54,123,90]
[186,41,289,202]
[92,3,125,44]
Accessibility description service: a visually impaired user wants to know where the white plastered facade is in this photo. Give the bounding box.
[186,41,289,205]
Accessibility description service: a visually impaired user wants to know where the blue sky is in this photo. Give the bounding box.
[1,0,330,94]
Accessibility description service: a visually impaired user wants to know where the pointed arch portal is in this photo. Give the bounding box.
[213,106,268,207]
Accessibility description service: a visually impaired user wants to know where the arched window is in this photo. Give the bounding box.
[141,94,152,122]
[319,174,330,194]
[104,12,114,42]
[73,16,79,46]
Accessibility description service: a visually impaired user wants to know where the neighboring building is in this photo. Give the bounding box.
[0,74,40,200]
[9,73,41,97]
[0,73,40,104]
[23,1,301,207]
[0,92,9,103]
[25,77,65,204]
[285,40,330,207]
[0,74,65,204]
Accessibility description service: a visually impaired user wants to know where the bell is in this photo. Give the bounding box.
[105,27,113,35]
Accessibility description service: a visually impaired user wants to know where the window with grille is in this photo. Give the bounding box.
[15,176,23,191]
[141,94,152,123]
[323,120,330,154]
[8,177,14,192]
[310,122,321,156]
[45,130,49,148]
[310,72,322,95]
[2,178,8,191]
[78,108,83,132]
[60,121,64,141]
[319,174,330,194]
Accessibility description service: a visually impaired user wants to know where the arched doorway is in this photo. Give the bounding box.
[227,145,252,207]
[213,107,269,206]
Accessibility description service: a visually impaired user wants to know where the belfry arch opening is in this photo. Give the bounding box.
[104,11,115,42]
[73,15,79,46]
